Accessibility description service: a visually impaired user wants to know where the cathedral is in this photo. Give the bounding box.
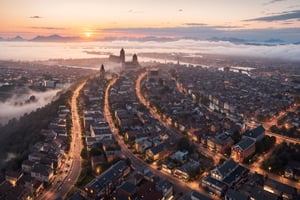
[109,48,140,68]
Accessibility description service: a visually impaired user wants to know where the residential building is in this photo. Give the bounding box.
[207,133,234,153]
[180,190,212,200]
[264,178,298,200]
[84,160,130,198]
[242,125,265,142]
[5,171,23,187]
[156,179,173,200]
[231,138,256,163]
[31,164,54,183]
[225,189,249,200]
[202,159,249,197]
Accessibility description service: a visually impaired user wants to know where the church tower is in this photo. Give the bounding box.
[100,64,105,79]
[120,48,125,64]
[132,54,138,66]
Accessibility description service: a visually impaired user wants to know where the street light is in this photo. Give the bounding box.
[268,166,272,173]
[96,166,102,175]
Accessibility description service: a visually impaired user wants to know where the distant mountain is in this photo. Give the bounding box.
[136,36,177,42]
[8,36,25,41]
[207,37,247,43]
[30,34,81,42]
[264,38,285,44]
[98,36,177,42]
[0,36,25,41]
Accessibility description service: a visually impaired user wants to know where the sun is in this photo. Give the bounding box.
[85,32,91,38]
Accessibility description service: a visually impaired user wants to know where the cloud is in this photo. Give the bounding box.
[30,26,66,30]
[99,26,300,43]
[29,16,42,19]
[264,0,286,5]
[183,23,242,29]
[0,89,60,125]
[245,10,300,21]
[183,23,208,26]
[128,9,143,14]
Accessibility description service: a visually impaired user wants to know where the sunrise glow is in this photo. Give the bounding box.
[85,32,91,38]
[0,0,299,40]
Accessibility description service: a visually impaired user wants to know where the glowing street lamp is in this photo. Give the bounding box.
[96,166,102,175]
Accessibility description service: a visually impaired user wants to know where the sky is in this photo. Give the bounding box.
[1,0,300,42]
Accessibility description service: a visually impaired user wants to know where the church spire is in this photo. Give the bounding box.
[100,64,105,79]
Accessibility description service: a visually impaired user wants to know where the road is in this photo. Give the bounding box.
[136,71,300,194]
[247,102,300,190]
[38,81,85,200]
[104,75,220,199]
[136,72,223,166]
[135,72,219,199]
[263,103,300,144]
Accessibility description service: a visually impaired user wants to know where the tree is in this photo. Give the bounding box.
[178,137,190,151]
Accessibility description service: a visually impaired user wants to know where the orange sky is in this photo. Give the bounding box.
[1,0,300,39]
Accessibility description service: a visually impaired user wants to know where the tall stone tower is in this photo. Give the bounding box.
[132,54,139,66]
[100,64,105,79]
[120,48,125,64]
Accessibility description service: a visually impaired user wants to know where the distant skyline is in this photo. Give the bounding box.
[1,0,300,42]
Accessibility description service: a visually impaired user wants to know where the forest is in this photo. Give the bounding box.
[0,89,72,174]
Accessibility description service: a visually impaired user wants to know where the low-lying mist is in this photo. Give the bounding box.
[1,40,300,62]
[0,89,61,125]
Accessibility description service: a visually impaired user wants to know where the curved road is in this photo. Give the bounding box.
[104,73,220,199]
[38,81,85,200]
[104,76,195,196]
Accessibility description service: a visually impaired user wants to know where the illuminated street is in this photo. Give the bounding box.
[38,82,85,200]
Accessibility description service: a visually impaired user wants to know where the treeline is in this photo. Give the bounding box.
[0,90,72,171]
[261,142,300,173]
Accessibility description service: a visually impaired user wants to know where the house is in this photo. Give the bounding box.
[124,130,144,143]
[31,164,54,183]
[84,160,130,198]
[22,160,36,173]
[239,184,279,200]
[170,150,188,163]
[115,181,137,199]
[146,142,174,161]
[156,179,173,200]
[231,138,256,163]
[207,133,234,153]
[202,176,227,197]
[84,115,94,129]
[5,171,23,187]
[180,190,212,200]
[173,159,200,181]
[106,150,124,163]
[90,123,112,141]
[187,128,202,143]
[28,152,48,162]
[161,160,176,174]
[85,136,97,151]
[135,138,152,153]
[203,159,249,196]
[264,178,298,200]
[225,189,248,200]
[243,125,265,142]
[211,159,239,181]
